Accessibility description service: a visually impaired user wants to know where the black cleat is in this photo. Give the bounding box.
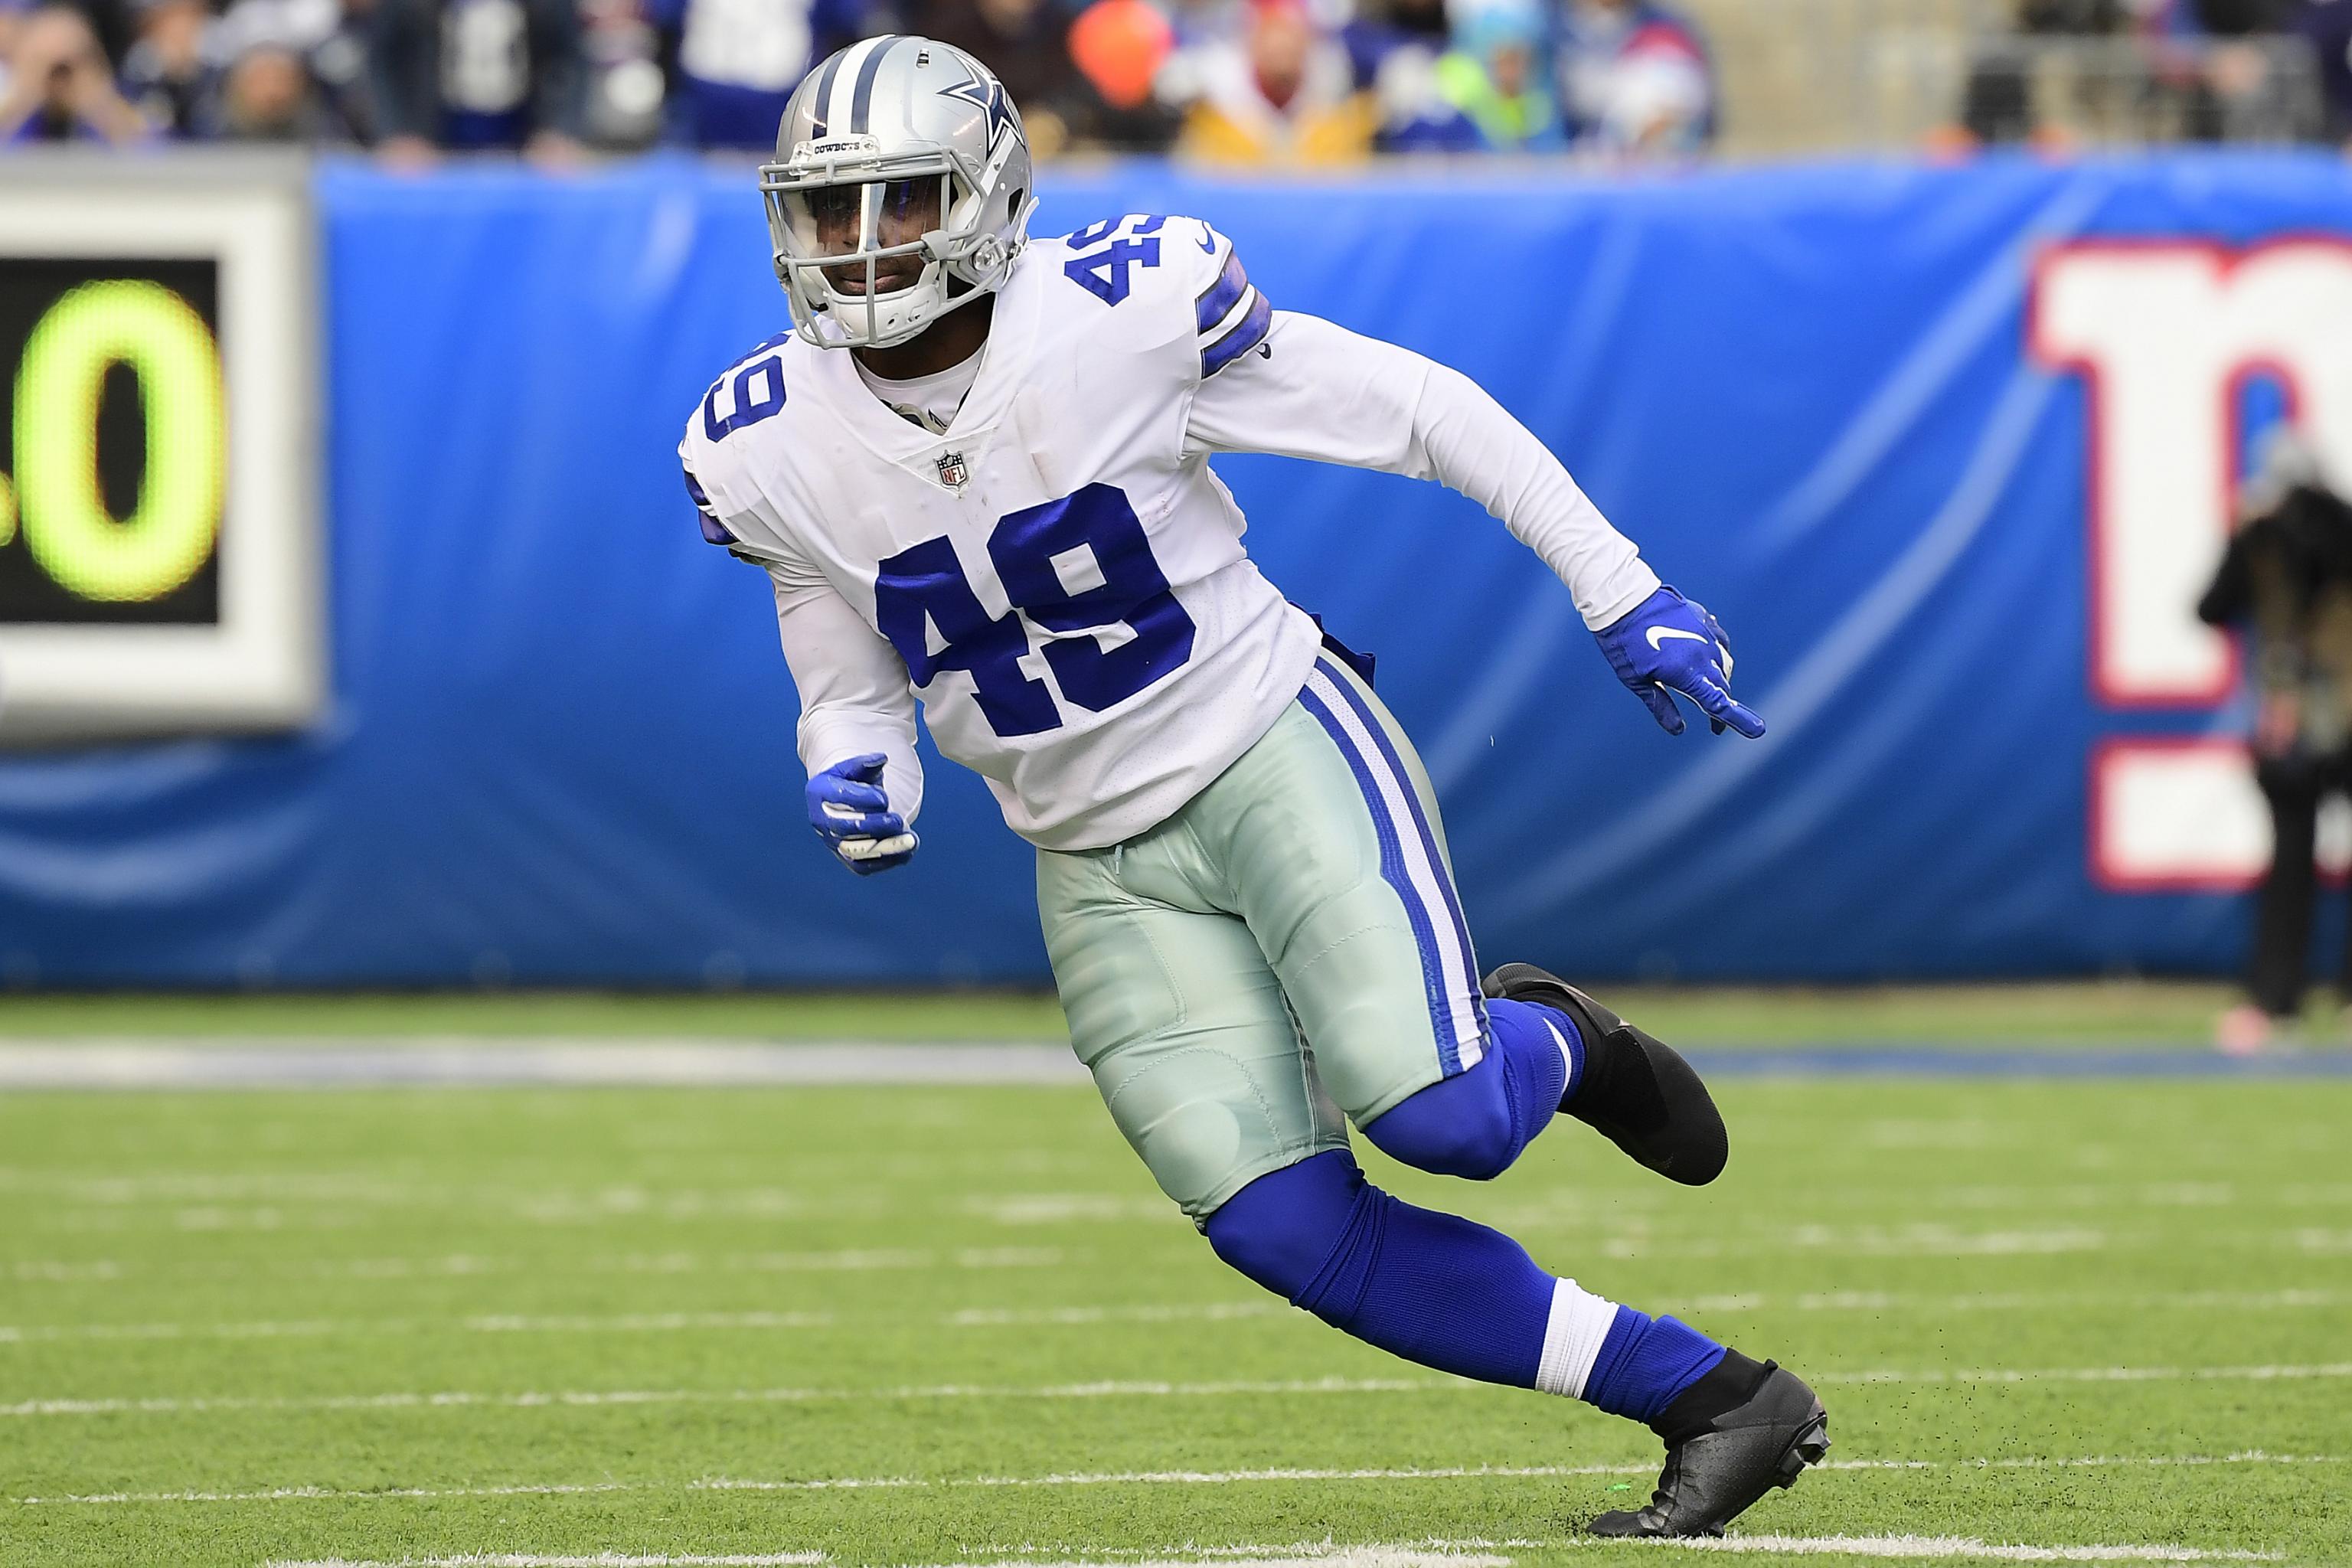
[1481,963,1728,1185]
[1589,1351,1831,1539]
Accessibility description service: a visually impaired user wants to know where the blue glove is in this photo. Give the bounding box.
[807,753,917,875]
[1595,586,1766,739]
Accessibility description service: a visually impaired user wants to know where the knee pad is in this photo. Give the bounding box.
[1204,1148,1380,1313]
[1361,1067,1522,1181]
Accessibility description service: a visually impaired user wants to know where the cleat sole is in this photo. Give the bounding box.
[1772,1408,1831,1490]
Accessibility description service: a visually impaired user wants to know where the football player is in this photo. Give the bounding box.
[680,37,1827,1539]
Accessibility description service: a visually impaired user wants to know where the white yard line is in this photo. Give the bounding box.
[0,1376,1452,1419]
[16,1452,2344,1506]
[266,1557,829,1567]
[848,1556,1509,1568]
[0,1303,1283,1341]
[695,1465,1657,1494]
[0,1041,1086,1089]
[261,1557,1485,1568]
[44,1481,645,1504]
[4,1246,1067,1283]
[249,1538,2276,1567]
[11,1364,2352,1420]
[1809,1363,2352,1386]
[1565,1537,2274,1562]
[12,1289,2352,1344]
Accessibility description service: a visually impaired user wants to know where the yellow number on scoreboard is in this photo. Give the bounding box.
[11,279,225,603]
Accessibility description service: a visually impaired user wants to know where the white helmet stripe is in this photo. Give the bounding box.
[830,35,891,138]
[803,47,846,137]
[848,34,906,135]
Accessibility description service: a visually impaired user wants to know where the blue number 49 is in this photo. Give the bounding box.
[1063,216,1165,306]
[874,485,1196,737]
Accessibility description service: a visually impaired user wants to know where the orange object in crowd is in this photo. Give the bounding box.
[1070,0,1175,110]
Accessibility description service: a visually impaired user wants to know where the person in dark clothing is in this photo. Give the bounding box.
[2296,0,2352,145]
[642,0,864,153]
[0,1,149,141]
[902,0,1086,152]
[2199,430,2352,1052]
[119,0,215,136]
[365,0,585,162]
[908,0,1170,151]
[1962,0,2125,144]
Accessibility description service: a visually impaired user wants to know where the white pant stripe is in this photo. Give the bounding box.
[1303,665,1485,1071]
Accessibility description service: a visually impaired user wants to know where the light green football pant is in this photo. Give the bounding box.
[1037,652,1493,1221]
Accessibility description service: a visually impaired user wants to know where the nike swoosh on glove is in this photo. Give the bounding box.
[807,753,918,876]
[1595,586,1766,739]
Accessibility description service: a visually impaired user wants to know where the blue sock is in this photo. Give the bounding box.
[1500,997,1585,1104]
[1205,1149,1724,1422]
[1583,1308,1729,1423]
[1361,998,1582,1180]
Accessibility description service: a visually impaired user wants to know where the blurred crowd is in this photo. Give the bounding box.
[0,0,1719,160]
[1961,0,2352,149]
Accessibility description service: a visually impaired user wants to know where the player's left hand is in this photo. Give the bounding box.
[808,753,918,876]
[1595,586,1765,740]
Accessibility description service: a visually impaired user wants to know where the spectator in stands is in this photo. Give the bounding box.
[1381,0,1561,150]
[365,0,586,164]
[1064,0,1182,149]
[220,0,376,137]
[1553,0,1713,156]
[119,0,216,136]
[645,0,860,152]
[2200,427,2352,1054]
[0,1,149,141]
[2164,0,2319,141]
[1161,0,1376,162]
[2298,0,2352,145]
[211,4,349,137]
[1959,0,2125,145]
[903,0,1095,155]
[1964,0,2327,146]
[1341,0,1446,95]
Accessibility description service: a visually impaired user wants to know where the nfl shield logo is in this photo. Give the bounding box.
[936,452,969,491]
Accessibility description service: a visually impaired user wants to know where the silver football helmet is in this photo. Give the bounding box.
[761,37,1036,350]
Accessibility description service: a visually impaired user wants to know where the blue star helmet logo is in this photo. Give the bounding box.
[938,62,1018,152]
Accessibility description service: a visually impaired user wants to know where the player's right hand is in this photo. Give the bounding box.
[807,753,917,876]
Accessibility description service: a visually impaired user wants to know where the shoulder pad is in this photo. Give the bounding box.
[1050,214,1270,379]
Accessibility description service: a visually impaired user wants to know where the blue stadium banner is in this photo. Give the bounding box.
[4,152,2351,987]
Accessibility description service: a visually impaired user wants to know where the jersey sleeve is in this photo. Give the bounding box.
[679,407,828,596]
[772,568,926,825]
[677,376,919,814]
[1184,309,1660,629]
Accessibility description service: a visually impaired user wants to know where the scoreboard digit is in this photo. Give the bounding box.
[0,164,320,744]
[0,262,226,624]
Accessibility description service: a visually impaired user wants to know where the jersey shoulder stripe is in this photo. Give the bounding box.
[1201,286,1272,377]
[1189,228,1270,377]
[682,466,733,546]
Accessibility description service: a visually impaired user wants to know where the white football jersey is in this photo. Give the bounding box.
[682,215,1320,851]
[681,214,1658,852]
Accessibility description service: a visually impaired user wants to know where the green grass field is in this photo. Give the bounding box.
[2,1031,2348,1568]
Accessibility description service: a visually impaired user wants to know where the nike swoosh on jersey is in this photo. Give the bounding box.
[1645,626,1713,652]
